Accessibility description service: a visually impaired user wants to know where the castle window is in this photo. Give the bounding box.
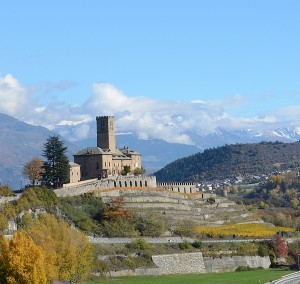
[96,162,99,170]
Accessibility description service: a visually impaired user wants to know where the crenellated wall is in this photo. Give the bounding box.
[157,182,198,194]
[55,176,157,197]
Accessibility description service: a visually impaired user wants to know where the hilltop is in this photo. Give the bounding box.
[154,141,300,182]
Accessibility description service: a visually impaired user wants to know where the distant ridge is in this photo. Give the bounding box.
[154,141,300,182]
[0,113,79,189]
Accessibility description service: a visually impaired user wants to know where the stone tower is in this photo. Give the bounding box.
[96,116,116,152]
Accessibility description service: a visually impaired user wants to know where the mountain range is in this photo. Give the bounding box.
[1,112,300,189]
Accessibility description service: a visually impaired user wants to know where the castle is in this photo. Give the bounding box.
[73,116,142,180]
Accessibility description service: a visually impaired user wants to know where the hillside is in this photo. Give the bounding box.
[0,113,79,189]
[154,141,300,182]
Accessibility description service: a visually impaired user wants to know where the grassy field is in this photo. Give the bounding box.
[85,269,293,284]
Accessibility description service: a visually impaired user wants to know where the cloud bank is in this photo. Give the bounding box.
[1,74,299,144]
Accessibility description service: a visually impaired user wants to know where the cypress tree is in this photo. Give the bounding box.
[42,135,69,188]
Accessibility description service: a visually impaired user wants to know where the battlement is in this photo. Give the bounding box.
[157,182,198,194]
[96,116,114,120]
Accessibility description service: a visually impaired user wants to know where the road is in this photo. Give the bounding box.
[268,271,300,284]
[88,236,271,244]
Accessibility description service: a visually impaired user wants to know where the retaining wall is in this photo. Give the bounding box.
[103,253,271,277]
[204,255,271,272]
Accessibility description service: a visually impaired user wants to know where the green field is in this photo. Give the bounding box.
[85,269,293,284]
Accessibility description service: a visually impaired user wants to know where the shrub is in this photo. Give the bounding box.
[127,238,150,251]
[0,185,13,197]
[192,241,203,249]
[179,241,192,250]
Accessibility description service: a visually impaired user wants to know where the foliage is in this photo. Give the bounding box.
[42,135,69,188]
[17,211,34,229]
[175,219,198,237]
[154,141,300,182]
[271,235,288,258]
[207,197,215,204]
[0,185,13,197]
[134,213,166,237]
[196,223,294,238]
[244,171,300,209]
[235,266,263,271]
[121,165,131,176]
[0,231,47,284]
[103,196,132,220]
[237,242,259,256]
[26,214,93,283]
[127,238,150,251]
[16,187,58,213]
[22,157,44,186]
[178,241,192,250]
[133,167,146,176]
[258,243,270,257]
[59,195,103,234]
[191,241,203,249]
[101,219,139,237]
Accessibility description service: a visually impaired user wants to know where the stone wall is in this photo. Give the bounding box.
[203,256,271,273]
[152,252,206,274]
[103,253,271,277]
[157,182,198,194]
[55,176,157,197]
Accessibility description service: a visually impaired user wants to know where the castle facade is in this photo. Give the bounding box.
[74,116,141,180]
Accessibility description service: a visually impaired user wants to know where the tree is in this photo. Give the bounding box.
[22,157,44,186]
[27,214,92,283]
[0,231,47,284]
[133,167,145,176]
[42,135,69,188]
[272,235,288,259]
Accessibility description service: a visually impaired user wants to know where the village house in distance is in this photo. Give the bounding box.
[73,116,142,180]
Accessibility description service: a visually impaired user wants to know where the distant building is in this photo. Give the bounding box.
[74,116,141,180]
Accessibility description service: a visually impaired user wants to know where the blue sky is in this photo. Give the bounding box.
[1,1,300,143]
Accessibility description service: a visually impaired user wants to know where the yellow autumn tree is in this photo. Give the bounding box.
[0,231,47,284]
[27,214,93,283]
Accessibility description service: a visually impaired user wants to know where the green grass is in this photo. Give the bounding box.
[85,269,293,284]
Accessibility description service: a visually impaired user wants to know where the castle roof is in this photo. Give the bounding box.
[119,147,141,155]
[74,147,139,159]
[74,147,113,156]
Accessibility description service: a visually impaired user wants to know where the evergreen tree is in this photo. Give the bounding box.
[42,135,69,188]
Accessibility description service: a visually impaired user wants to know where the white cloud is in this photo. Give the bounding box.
[2,74,300,145]
[0,74,33,116]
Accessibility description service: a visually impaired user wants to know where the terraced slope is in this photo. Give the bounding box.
[93,188,259,227]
